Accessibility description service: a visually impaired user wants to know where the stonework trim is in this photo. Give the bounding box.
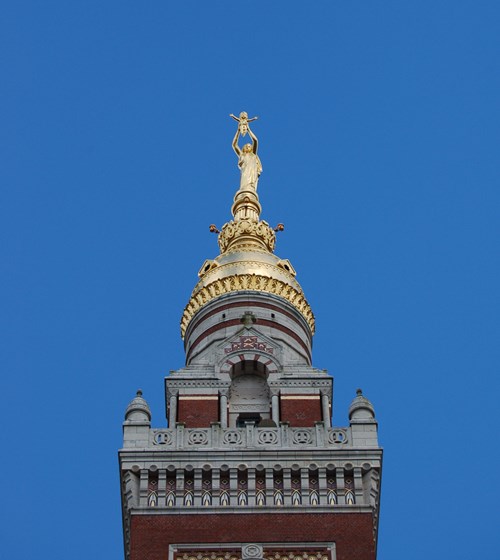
[281,396,321,400]
[185,300,312,346]
[187,318,312,364]
[178,396,219,400]
[269,379,332,388]
[219,349,281,374]
[131,506,374,515]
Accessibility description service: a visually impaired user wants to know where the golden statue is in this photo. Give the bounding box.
[229,111,258,136]
[231,111,262,192]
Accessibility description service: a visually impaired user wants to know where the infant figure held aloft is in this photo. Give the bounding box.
[230,111,258,137]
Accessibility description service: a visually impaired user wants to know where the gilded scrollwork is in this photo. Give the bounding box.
[218,219,276,253]
[181,273,315,338]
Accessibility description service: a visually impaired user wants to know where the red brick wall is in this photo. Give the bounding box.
[177,397,219,428]
[130,512,376,560]
[280,397,322,427]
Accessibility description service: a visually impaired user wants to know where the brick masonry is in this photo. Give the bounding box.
[130,512,376,560]
[280,397,322,427]
[177,398,219,428]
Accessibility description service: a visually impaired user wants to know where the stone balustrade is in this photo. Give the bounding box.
[147,423,350,450]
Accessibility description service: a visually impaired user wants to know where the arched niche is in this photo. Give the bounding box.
[218,349,280,376]
[228,360,272,428]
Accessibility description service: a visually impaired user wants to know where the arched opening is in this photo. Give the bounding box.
[231,359,267,377]
[228,360,272,428]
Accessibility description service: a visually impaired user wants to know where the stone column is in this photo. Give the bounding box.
[158,469,166,507]
[176,422,185,449]
[212,468,220,505]
[283,467,292,506]
[246,421,256,447]
[300,467,309,505]
[230,468,238,504]
[220,391,228,429]
[247,467,256,506]
[354,467,363,504]
[271,393,280,424]
[176,468,185,506]
[169,391,178,427]
[139,469,149,507]
[280,421,290,446]
[321,391,331,427]
[265,468,274,505]
[193,468,202,507]
[318,467,328,506]
[210,422,221,447]
[336,467,345,505]
[127,467,141,508]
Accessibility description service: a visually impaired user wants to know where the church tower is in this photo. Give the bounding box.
[119,115,382,560]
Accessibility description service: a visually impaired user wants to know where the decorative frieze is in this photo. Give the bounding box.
[128,463,380,513]
[172,545,333,560]
[166,376,332,396]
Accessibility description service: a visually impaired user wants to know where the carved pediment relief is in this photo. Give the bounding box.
[224,335,274,355]
[215,327,282,375]
[218,327,280,356]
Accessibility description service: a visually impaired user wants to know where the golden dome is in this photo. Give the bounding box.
[180,188,315,339]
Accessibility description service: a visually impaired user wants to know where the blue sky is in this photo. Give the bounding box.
[1,2,499,559]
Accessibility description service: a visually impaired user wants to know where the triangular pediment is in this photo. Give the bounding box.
[215,326,283,374]
[216,326,281,356]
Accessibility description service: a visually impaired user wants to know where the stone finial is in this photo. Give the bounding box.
[124,389,152,423]
[349,387,376,421]
[241,311,257,328]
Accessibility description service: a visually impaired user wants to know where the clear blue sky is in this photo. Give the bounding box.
[1,2,499,559]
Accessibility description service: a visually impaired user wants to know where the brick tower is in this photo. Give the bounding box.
[119,115,383,560]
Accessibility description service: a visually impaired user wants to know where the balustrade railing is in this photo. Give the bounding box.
[150,424,350,449]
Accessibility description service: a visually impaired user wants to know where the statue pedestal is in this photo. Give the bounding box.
[232,188,261,223]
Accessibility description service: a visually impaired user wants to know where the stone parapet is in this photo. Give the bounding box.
[122,423,362,450]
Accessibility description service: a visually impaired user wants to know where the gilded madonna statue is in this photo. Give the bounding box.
[231,112,262,192]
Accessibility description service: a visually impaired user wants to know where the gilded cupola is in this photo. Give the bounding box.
[180,113,315,340]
